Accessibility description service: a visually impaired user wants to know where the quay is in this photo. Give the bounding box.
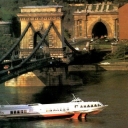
[69,62,128,71]
[5,62,128,86]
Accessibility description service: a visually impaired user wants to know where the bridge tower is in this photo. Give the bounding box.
[17,5,64,58]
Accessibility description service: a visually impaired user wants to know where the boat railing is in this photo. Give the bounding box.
[70,94,84,103]
[70,97,84,103]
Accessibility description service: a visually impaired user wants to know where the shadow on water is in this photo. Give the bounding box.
[33,71,104,104]
[0,115,107,128]
[33,85,79,104]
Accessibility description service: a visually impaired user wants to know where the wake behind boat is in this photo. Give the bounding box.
[0,95,108,119]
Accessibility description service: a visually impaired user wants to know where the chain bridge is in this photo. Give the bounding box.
[0,6,90,85]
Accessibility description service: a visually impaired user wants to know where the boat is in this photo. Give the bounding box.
[0,95,108,119]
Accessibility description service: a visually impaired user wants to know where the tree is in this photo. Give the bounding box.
[0,34,15,58]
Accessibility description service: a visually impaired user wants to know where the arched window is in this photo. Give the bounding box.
[94,104,97,107]
[80,105,83,108]
[87,105,90,107]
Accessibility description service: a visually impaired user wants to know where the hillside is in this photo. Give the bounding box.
[0,0,128,58]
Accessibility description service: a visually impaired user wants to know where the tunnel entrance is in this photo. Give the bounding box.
[92,22,107,38]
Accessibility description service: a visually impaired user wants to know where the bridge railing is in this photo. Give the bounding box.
[0,57,58,83]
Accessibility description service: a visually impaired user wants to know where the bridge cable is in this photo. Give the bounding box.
[52,23,81,54]
[0,22,31,64]
[17,21,53,67]
[34,31,49,47]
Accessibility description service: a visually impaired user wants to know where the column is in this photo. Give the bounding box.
[82,19,86,38]
[74,20,78,38]
[114,18,118,40]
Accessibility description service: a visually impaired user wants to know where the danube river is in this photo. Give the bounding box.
[0,71,128,128]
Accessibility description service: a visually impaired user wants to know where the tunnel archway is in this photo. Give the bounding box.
[92,22,107,38]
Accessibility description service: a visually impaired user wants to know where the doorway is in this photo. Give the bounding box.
[92,22,107,38]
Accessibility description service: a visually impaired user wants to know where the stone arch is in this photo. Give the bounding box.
[88,19,112,38]
[92,22,107,38]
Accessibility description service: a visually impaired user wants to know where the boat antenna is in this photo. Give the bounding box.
[72,94,77,99]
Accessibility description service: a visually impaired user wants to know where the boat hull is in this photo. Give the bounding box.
[0,96,108,120]
[0,113,74,119]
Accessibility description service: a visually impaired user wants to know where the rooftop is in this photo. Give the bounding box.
[20,5,63,9]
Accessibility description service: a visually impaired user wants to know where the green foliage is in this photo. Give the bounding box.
[113,44,128,59]
[64,29,71,39]
[0,0,127,21]
[0,0,38,21]
[104,43,128,60]
[0,34,15,58]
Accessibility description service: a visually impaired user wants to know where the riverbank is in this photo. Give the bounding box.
[68,62,128,71]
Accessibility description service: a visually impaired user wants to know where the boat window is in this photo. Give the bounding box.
[98,104,101,106]
[75,105,78,108]
[67,108,69,111]
[14,111,16,114]
[17,111,20,114]
[95,104,97,107]
[84,105,86,108]
[10,111,13,114]
[21,110,23,113]
[80,105,83,108]
[87,105,90,107]
[91,105,93,107]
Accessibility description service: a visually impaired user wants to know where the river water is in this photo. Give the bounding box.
[0,71,128,128]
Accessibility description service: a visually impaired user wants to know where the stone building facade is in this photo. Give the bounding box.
[73,3,118,39]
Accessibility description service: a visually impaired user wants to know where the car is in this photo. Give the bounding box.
[100,62,110,65]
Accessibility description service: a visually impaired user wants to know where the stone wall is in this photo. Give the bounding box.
[73,3,118,39]
[17,5,64,58]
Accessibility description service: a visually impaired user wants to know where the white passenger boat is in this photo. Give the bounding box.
[0,95,108,119]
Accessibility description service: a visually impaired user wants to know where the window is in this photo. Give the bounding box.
[75,105,78,108]
[98,104,101,106]
[94,104,97,107]
[10,111,13,114]
[17,110,20,114]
